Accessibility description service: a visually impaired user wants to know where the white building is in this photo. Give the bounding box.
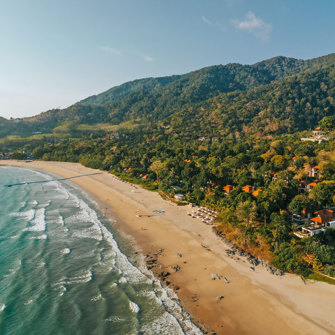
[174,194,185,201]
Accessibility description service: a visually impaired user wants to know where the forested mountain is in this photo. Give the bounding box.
[2,53,335,139]
[0,117,28,138]
[170,62,335,137]
[0,117,10,137]
[77,75,181,106]
[77,53,335,107]
[0,117,8,126]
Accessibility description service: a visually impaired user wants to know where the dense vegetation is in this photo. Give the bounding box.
[2,53,335,138]
[3,53,335,280]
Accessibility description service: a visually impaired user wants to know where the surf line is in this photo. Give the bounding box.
[3,173,103,187]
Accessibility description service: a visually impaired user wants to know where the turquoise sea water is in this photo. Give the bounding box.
[0,166,201,335]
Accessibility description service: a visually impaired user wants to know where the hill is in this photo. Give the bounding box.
[1,53,335,138]
[76,53,335,108]
[76,75,181,106]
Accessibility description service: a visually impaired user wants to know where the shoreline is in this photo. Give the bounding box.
[70,178,207,334]
[1,160,335,335]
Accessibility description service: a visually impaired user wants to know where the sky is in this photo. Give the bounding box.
[1,0,334,119]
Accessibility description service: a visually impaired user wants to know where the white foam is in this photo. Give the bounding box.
[38,261,46,268]
[98,224,151,285]
[25,169,70,202]
[90,294,103,302]
[24,300,33,305]
[58,285,67,296]
[70,227,102,241]
[137,290,157,299]
[129,301,140,313]
[92,262,114,274]
[10,209,35,222]
[3,269,15,278]
[44,181,60,190]
[137,285,200,335]
[29,234,47,240]
[150,286,203,335]
[105,316,124,323]
[65,197,104,241]
[141,312,185,335]
[30,169,52,179]
[35,174,67,194]
[58,215,65,226]
[53,270,92,287]
[56,184,70,200]
[31,200,39,207]
[40,200,51,208]
[23,208,46,232]
[67,270,92,284]
[3,261,21,278]
[0,304,5,312]
[119,277,127,284]
[61,248,71,254]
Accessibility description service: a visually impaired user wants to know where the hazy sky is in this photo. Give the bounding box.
[1,0,334,118]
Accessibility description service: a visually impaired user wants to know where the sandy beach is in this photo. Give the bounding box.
[2,160,335,335]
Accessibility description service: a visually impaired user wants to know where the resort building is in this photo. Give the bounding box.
[242,185,255,193]
[302,207,313,218]
[306,182,318,192]
[223,185,235,194]
[174,194,185,201]
[294,209,335,238]
[296,223,326,237]
[312,209,335,223]
[298,180,309,192]
[313,126,323,136]
[304,164,320,178]
[301,127,329,143]
[252,189,263,197]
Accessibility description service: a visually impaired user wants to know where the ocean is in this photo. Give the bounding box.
[0,166,202,335]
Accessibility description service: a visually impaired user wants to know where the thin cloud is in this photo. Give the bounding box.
[202,16,226,31]
[215,22,226,31]
[100,46,121,55]
[231,12,272,40]
[202,16,212,25]
[142,55,154,62]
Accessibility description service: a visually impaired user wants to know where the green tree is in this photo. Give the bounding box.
[270,213,290,244]
[310,181,335,207]
[236,200,257,227]
[319,116,335,131]
[288,194,316,214]
[270,155,286,171]
[149,160,168,182]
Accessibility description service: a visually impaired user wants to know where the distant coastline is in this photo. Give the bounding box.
[2,160,335,335]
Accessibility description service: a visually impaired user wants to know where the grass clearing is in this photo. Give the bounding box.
[306,272,335,285]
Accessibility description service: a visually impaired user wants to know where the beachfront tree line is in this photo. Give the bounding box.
[15,118,335,279]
